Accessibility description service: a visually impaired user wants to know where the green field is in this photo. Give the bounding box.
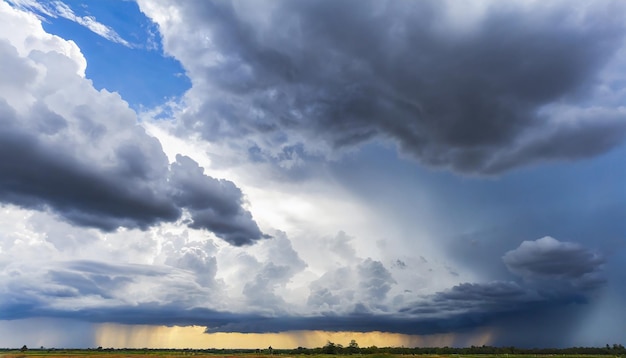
[0,351,622,358]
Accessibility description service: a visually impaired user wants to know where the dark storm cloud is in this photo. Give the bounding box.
[200,280,593,336]
[400,281,586,320]
[0,293,582,338]
[393,238,607,330]
[0,112,177,230]
[200,313,491,335]
[503,236,606,289]
[154,0,626,174]
[199,290,576,338]
[0,40,264,246]
[169,155,267,245]
[0,248,604,346]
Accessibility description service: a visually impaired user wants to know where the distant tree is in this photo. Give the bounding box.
[363,345,378,354]
[323,341,339,355]
[21,345,28,352]
[348,340,359,354]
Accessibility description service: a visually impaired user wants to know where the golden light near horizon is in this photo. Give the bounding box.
[95,324,495,349]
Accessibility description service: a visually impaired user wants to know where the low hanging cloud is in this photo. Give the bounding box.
[0,259,217,321]
[138,0,626,174]
[0,232,607,344]
[0,3,264,246]
[422,237,605,316]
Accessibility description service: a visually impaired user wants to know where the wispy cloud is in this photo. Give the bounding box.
[7,0,131,47]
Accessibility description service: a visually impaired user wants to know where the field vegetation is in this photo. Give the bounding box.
[1,342,624,358]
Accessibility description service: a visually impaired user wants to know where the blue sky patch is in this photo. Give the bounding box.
[13,0,190,109]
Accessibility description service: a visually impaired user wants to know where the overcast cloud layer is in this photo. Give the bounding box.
[1,0,625,349]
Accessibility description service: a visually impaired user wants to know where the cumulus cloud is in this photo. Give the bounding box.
[308,267,355,310]
[164,239,222,288]
[239,232,307,313]
[242,263,293,311]
[0,226,608,340]
[307,257,396,313]
[503,236,605,289]
[0,3,265,246]
[0,226,305,328]
[138,0,626,174]
[357,258,396,303]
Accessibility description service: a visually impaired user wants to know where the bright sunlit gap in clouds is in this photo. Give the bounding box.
[95,325,495,349]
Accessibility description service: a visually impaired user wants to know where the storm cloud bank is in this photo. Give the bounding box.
[0,2,264,245]
[0,235,606,342]
[139,0,626,174]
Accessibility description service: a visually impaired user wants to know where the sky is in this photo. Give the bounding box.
[0,0,625,350]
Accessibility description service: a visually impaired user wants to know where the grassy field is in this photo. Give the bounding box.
[0,352,620,358]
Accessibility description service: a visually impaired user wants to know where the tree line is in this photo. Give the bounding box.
[297,341,626,355]
[5,342,625,355]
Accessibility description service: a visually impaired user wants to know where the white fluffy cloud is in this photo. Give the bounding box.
[0,1,85,75]
[0,2,265,246]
